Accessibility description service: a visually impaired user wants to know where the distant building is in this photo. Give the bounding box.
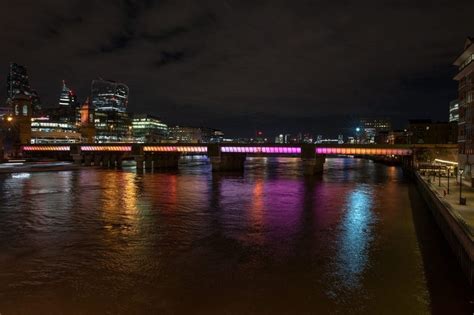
[132,114,168,143]
[59,80,78,107]
[91,79,129,112]
[30,117,81,144]
[407,119,457,144]
[7,63,30,100]
[169,126,202,143]
[358,118,391,144]
[91,79,131,142]
[78,98,95,143]
[201,128,224,143]
[94,110,131,143]
[449,99,459,122]
[454,37,474,184]
[388,130,409,144]
[6,63,41,114]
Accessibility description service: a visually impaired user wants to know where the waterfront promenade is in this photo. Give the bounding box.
[420,173,474,237]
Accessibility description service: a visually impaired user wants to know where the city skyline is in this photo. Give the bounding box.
[1,1,473,137]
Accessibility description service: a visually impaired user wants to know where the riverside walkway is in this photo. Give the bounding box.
[419,173,474,239]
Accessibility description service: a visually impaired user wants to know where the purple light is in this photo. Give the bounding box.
[220,147,300,154]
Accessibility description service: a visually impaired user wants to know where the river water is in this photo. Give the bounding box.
[0,157,472,314]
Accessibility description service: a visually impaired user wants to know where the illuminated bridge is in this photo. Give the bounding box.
[21,143,455,175]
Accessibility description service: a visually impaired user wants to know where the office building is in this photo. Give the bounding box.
[6,63,41,114]
[169,126,202,143]
[454,37,474,184]
[30,117,81,144]
[407,119,457,144]
[449,99,459,122]
[59,80,78,107]
[94,110,131,143]
[132,114,168,143]
[91,79,129,112]
[358,118,392,144]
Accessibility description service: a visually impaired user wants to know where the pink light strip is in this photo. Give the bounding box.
[143,146,208,153]
[220,147,301,154]
[22,146,70,151]
[81,146,132,152]
[316,147,412,156]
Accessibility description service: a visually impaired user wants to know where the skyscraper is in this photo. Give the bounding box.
[91,79,129,112]
[91,79,130,142]
[6,63,31,100]
[6,63,41,114]
[454,37,474,185]
[59,80,78,107]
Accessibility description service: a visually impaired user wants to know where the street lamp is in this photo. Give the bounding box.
[459,169,465,205]
[356,127,361,144]
[447,166,451,194]
[438,165,441,187]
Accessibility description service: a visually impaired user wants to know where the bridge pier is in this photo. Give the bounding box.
[94,155,102,167]
[72,154,82,166]
[134,155,144,172]
[84,155,93,166]
[153,153,180,170]
[101,155,110,168]
[210,154,246,172]
[302,156,325,175]
[145,155,153,170]
[116,156,123,169]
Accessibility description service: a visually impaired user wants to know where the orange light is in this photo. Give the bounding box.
[6,116,13,122]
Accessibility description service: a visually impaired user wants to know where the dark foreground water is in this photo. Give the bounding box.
[0,157,472,314]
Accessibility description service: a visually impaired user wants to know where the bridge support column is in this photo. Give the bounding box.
[101,155,110,168]
[153,153,180,170]
[134,155,144,172]
[71,154,82,166]
[84,155,93,166]
[302,156,325,176]
[145,155,153,170]
[210,154,246,172]
[116,156,123,169]
[94,155,102,166]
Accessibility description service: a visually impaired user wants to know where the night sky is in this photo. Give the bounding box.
[0,0,473,137]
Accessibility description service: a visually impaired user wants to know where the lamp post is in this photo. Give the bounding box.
[438,165,441,187]
[459,169,465,205]
[356,127,361,144]
[447,166,450,194]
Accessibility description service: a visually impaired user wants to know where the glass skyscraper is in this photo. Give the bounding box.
[59,80,78,107]
[7,63,31,100]
[91,79,129,112]
[91,79,131,142]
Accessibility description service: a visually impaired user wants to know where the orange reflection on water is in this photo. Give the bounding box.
[249,179,265,243]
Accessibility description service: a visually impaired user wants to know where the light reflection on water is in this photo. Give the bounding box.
[0,157,471,314]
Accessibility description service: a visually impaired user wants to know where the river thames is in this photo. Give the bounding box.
[0,157,472,314]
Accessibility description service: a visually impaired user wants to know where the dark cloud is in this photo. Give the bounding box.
[0,0,473,137]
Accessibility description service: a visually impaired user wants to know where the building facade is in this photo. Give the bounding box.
[30,117,81,144]
[7,63,41,114]
[91,79,130,142]
[454,37,474,184]
[59,80,78,107]
[407,119,457,145]
[358,118,392,144]
[449,99,460,123]
[132,114,168,143]
[91,79,129,112]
